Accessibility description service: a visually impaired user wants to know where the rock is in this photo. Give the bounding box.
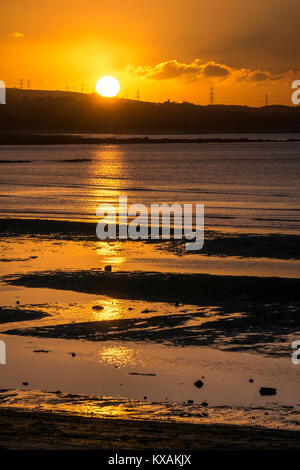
[194,379,204,389]
[259,387,277,396]
[144,396,147,400]
[129,372,156,376]
[201,401,208,407]
[249,378,254,383]
[104,265,112,272]
[187,400,194,404]
[92,305,104,311]
[70,352,76,357]
[22,382,28,386]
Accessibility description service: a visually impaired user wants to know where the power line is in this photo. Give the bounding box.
[209,87,215,105]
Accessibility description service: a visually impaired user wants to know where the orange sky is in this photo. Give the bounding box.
[1,0,300,105]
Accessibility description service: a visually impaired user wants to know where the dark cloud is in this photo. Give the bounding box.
[128,59,288,84]
[202,63,230,77]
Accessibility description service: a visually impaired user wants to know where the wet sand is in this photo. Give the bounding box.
[0,307,49,324]
[1,218,300,259]
[5,270,300,305]
[0,408,299,450]
[1,221,300,448]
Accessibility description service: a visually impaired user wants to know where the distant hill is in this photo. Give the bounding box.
[1,88,300,133]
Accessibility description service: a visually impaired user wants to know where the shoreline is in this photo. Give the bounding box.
[1,218,300,259]
[0,408,299,450]
[1,135,300,146]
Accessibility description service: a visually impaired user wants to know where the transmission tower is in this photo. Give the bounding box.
[19,79,23,89]
[209,87,215,105]
[136,89,140,101]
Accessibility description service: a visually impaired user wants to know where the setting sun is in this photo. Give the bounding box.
[96,76,120,97]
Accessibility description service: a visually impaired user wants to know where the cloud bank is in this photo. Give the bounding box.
[127,59,288,84]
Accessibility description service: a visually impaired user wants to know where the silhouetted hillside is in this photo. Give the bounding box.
[1,88,300,133]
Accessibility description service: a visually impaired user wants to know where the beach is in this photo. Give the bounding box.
[0,138,299,449]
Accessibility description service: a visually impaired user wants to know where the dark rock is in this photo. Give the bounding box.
[194,380,204,388]
[201,401,208,407]
[129,372,156,376]
[22,382,28,386]
[104,265,112,272]
[259,387,277,396]
[249,378,254,383]
[187,400,194,404]
[92,305,104,311]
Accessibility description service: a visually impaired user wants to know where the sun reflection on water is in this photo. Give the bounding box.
[99,345,144,367]
[95,241,126,269]
[91,298,128,321]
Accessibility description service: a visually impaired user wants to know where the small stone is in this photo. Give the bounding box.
[201,401,208,407]
[259,387,277,396]
[92,305,104,311]
[70,352,76,357]
[22,382,28,386]
[187,400,194,404]
[194,380,204,389]
[249,378,254,383]
[144,396,147,400]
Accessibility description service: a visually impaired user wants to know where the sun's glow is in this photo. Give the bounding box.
[96,76,120,97]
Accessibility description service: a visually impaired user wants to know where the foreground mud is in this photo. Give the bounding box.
[0,408,300,450]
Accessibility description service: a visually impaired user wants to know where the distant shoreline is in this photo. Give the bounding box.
[1,135,300,145]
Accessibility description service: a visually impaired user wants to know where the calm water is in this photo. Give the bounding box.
[0,141,300,233]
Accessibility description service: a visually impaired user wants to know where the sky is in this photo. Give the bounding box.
[1,0,300,105]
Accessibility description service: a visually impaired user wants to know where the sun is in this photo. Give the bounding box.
[96,76,120,97]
